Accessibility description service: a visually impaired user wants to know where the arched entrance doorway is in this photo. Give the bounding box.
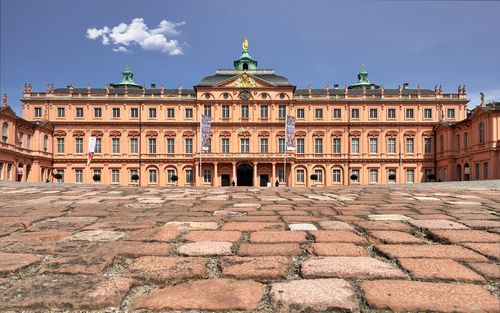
[463,163,470,181]
[237,164,253,186]
[456,164,462,181]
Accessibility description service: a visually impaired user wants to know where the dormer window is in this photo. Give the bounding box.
[243,63,248,70]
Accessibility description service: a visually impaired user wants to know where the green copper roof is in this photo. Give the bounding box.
[112,65,141,88]
[234,37,258,71]
[349,65,379,89]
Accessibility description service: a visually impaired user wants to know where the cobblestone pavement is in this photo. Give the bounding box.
[0,181,499,313]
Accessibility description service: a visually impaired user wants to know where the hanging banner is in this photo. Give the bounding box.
[200,115,211,152]
[87,136,96,165]
[285,115,296,151]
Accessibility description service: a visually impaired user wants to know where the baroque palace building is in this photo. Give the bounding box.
[1,39,499,186]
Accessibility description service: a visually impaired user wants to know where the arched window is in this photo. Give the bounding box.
[479,122,485,144]
[243,63,249,70]
[2,122,8,143]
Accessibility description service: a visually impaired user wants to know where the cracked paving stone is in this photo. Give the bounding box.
[221,256,291,280]
[0,252,41,273]
[68,230,125,242]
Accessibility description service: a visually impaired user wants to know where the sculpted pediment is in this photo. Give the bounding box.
[217,73,274,88]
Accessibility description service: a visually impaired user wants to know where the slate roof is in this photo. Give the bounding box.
[52,88,196,96]
[197,73,293,87]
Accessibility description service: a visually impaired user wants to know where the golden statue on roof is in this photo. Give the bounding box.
[242,36,248,52]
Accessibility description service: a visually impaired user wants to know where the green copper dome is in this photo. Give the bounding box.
[349,65,379,89]
[234,37,257,71]
[111,65,142,88]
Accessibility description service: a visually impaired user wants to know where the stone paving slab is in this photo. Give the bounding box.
[0,181,499,312]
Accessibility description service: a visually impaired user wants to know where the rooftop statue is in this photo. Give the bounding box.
[242,36,249,52]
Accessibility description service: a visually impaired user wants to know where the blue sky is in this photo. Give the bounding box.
[1,0,499,115]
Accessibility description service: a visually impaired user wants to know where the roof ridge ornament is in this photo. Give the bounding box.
[242,36,249,52]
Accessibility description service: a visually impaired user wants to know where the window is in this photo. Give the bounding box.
[369,108,378,119]
[475,163,480,180]
[406,138,414,154]
[149,169,157,183]
[260,138,268,153]
[296,169,305,183]
[0,163,3,179]
[75,138,83,154]
[388,169,396,182]
[185,108,193,118]
[241,105,249,118]
[479,122,485,144]
[185,138,193,154]
[130,138,138,154]
[351,108,360,119]
[56,169,64,183]
[149,108,157,118]
[278,105,286,118]
[130,169,138,183]
[315,108,323,119]
[167,108,175,118]
[370,138,378,154]
[351,169,360,182]
[203,169,212,183]
[351,138,359,154]
[130,108,139,118]
[1,123,7,143]
[405,108,414,119]
[464,132,468,149]
[75,169,83,184]
[167,138,175,154]
[406,169,415,183]
[167,169,176,183]
[57,138,64,153]
[424,138,432,154]
[314,138,323,154]
[185,169,193,184]
[57,107,65,117]
[18,133,23,147]
[333,138,341,154]
[43,135,48,152]
[483,162,488,179]
[439,135,444,152]
[279,168,285,182]
[7,164,12,180]
[112,108,120,118]
[112,138,120,154]
[387,108,396,119]
[456,135,461,150]
[333,108,342,119]
[148,138,156,154]
[204,105,211,117]
[260,105,268,118]
[76,108,84,118]
[447,108,455,119]
[333,169,341,183]
[278,138,285,153]
[221,138,229,154]
[370,169,378,183]
[35,107,42,117]
[93,169,101,183]
[222,105,230,118]
[240,138,249,153]
[297,138,304,154]
[94,108,102,118]
[388,138,396,154]
[26,134,31,149]
[205,138,212,153]
[314,169,323,182]
[297,108,305,119]
[424,108,432,119]
[424,169,433,182]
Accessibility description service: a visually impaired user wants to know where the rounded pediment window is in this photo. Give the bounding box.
[261,93,268,99]
[223,93,229,99]
[204,93,211,99]
[239,90,251,100]
[279,93,286,99]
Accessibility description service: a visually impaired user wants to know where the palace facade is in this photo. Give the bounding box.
[2,42,499,186]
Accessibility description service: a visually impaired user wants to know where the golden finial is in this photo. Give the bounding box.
[242,36,249,52]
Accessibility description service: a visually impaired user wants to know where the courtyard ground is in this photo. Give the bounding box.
[0,181,499,313]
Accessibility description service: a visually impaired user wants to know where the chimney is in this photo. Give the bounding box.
[150,83,156,89]
[403,82,409,89]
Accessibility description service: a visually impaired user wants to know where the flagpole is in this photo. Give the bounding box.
[199,114,202,186]
[284,114,287,187]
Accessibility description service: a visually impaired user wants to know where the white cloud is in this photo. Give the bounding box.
[85,18,185,55]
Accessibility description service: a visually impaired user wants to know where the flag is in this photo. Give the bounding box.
[200,115,211,152]
[87,136,96,165]
[285,115,296,151]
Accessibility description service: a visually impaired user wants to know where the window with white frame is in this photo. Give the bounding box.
[387,108,396,119]
[204,105,211,117]
[185,108,193,118]
[167,138,175,154]
[130,108,139,118]
[296,138,304,154]
[148,138,156,154]
[167,169,176,183]
[241,105,249,118]
[35,107,42,117]
[112,138,120,154]
[56,169,64,183]
[424,138,432,154]
[296,169,305,183]
[18,133,23,147]
[130,169,138,183]
[406,169,415,183]
[333,169,341,183]
[167,108,175,118]
[351,108,360,119]
[406,138,414,154]
[93,169,101,183]
[369,169,378,183]
[75,138,83,154]
[388,169,396,182]
[297,108,305,119]
[315,108,323,119]
[333,108,342,119]
[369,108,378,119]
[425,169,433,182]
[424,108,432,119]
[222,105,230,118]
[260,105,268,118]
[464,132,468,149]
[260,138,268,153]
[57,138,64,153]
[447,108,455,119]
[57,107,65,117]
[314,169,323,182]
[111,169,120,184]
[278,138,285,153]
[333,138,341,154]
[75,169,83,183]
[185,138,193,154]
[479,122,485,144]
[388,137,396,154]
[314,138,323,154]
[278,105,286,118]
[185,169,193,184]
[221,138,229,154]
[94,108,102,118]
[130,138,138,154]
[456,134,461,150]
[76,107,84,118]
[26,134,31,149]
[351,169,360,182]
[369,138,378,154]
[405,108,414,119]
[149,169,157,183]
[351,138,359,154]
[112,108,120,118]
[149,108,157,118]
[240,138,249,153]
[278,168,285,182]
[203,169,212,183]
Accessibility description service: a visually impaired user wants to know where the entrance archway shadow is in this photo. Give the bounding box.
[237,164,253,186]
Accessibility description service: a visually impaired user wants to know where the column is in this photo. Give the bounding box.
[232,162,237,186]
[214,162,218,187]
[272,162,276,186]
[253,162,258,187]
